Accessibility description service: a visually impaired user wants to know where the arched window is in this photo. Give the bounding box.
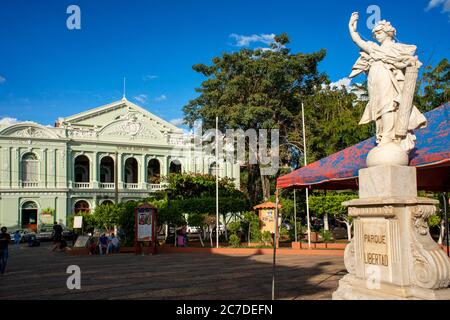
[124,158,138,184]
[208,162,217,176]
[147,159,161,183]
[101,200,114,206]
[74,155,90,183]
[74,200,90,214]
[169,160,182,174]
[100,156,114,183]
[21,153,39,182]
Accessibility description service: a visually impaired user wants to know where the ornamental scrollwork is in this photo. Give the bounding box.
[411,205,436,236]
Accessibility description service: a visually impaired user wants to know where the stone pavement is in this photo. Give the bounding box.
[0,243,346,300]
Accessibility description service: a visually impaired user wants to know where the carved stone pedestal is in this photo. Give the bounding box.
[333,165,450,300]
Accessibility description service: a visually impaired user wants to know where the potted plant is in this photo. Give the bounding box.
[40,208,55,225]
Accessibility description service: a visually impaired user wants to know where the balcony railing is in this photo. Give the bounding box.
[22,181,39,188]
[147,183,169,191]
[124,183,139,189]
[99,182,115,189]
[74,182,91,189]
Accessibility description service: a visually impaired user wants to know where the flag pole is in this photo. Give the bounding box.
[302,102,311,248]
[216,116,219,249]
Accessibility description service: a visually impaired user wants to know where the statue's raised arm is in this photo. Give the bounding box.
[348,12,371,53]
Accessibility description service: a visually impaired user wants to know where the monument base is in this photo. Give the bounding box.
[333,274,450,300]
[333,164,450,300]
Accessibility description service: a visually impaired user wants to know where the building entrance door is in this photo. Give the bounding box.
[21,201,38,232]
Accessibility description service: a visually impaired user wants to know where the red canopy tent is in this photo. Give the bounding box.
[277,103,450,191]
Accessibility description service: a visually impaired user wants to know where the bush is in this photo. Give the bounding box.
[261,231,273,245]
[229,234,241,248]
[242,211,261,243]
[319,228,333,243]
[288,222,306,241]
[227,221,241,235]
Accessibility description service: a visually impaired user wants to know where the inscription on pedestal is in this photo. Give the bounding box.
[363,221,388,268]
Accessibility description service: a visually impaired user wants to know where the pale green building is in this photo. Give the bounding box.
[0,98,240,231]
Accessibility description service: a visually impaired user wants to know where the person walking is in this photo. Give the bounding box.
[51,221,63,252]
[0,227,11,274]
[13,230,21,247]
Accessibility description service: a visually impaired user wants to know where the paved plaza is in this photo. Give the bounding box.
[0,243,346,300]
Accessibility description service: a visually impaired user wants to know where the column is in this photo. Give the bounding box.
[0,147,11,188]
[92,152,98,188]
[233,163,240,188]
[226,161,232,179]
[117,153,123,189]
[47,149,56,188]
[40,148,47,188]
[163,156,168,175]
[68,150,73,189]
[57,149,68,189]
[140,155,147,189]
[11,147,19,188]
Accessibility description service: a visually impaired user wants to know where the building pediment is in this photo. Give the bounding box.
[60,98,182,134]
[0,123,61,139]
[98,111,165,142]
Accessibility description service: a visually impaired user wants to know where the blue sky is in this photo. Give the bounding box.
[0,0,449,128]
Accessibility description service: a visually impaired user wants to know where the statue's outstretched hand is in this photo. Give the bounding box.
[349,12,359,32]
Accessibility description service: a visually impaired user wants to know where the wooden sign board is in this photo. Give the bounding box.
[134,203,158,254]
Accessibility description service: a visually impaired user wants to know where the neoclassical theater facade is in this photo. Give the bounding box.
[0,98,240,230]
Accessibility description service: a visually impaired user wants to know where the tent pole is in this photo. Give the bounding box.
[294,189,297,242]
[301,102,311,248]
[272,189,279,300]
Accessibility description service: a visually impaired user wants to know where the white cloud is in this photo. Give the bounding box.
[329,77,352,90]
[0,117,18,125]
[0,75,6,84]
[154,94,167,102]
[425,0,450,19]
[229,33,276,47]
[143,75,158,81]
[169,118,184,126]
[134,94,148,104]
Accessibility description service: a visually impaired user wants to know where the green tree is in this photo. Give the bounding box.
[93,204,121,234]
[67,211,96,234]
[415,58,450,112]
[309,194,358,240]
[242,211,261,244]
[183,33,327,204]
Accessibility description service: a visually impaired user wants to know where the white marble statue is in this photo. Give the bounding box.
[348,12,427,156]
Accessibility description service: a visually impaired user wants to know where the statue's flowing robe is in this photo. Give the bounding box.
[350,41,427,149]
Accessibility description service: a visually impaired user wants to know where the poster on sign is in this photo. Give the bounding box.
[137,206,153,241]
[134,203,158,255]
[74,215,83,229]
